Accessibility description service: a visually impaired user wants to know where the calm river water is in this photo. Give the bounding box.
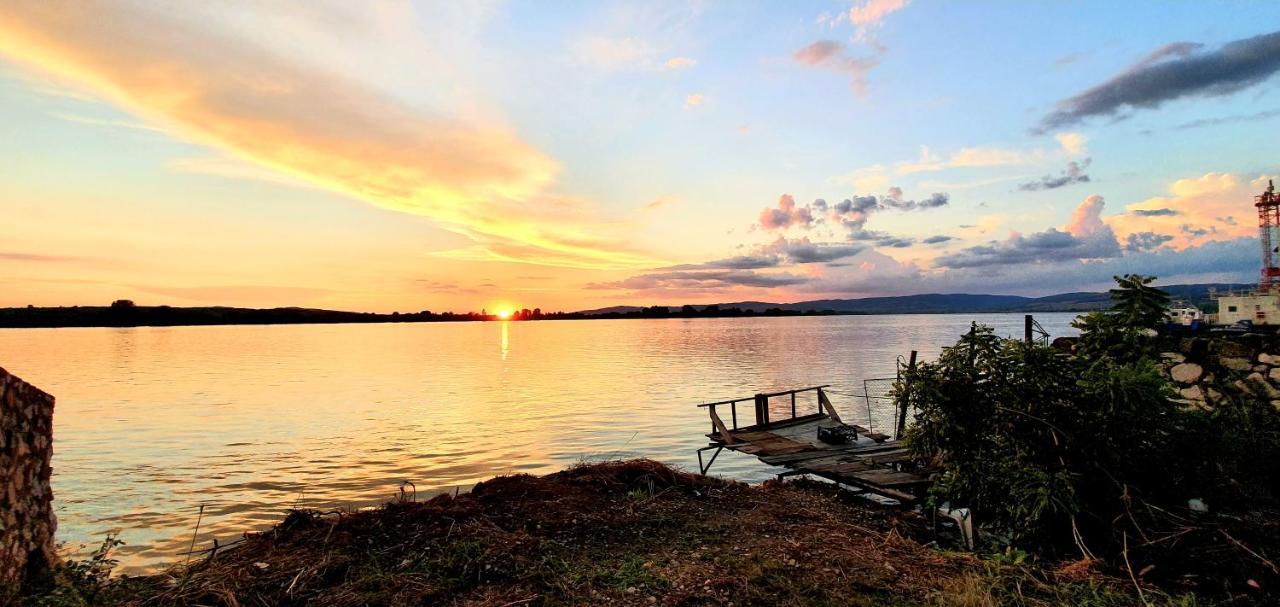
[0,313,1079,571]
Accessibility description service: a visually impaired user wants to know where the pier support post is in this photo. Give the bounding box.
[0,366,57,591]
[896,351,918,440]
[753,393,769,426]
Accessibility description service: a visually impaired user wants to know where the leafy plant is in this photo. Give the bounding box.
[901,276,1189,551]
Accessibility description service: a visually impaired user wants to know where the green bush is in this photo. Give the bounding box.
[898,274,1280,566]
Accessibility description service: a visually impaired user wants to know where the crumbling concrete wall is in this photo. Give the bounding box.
[0,366,56,589]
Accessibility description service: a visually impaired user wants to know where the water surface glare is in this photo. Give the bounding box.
[0,313,1079,571]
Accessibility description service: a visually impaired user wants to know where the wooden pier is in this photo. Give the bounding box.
[696,385,931,506]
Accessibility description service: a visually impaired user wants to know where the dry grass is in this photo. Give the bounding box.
[18,460,1230,606]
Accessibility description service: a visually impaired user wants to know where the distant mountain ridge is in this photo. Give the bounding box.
[575,283,1251,316]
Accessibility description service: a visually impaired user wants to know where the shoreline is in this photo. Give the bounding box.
[0,307,1091,330]
[22,460,1202,606]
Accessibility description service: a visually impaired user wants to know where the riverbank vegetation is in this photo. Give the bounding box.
[900,274,1280,599]
[24,460,1203,607]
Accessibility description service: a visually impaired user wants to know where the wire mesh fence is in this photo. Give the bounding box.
[822,378,902,437]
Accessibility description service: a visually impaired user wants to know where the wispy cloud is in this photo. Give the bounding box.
[792,40,881,94]
[0,250,82,262]
[1167,108,1280,131]
[896,145,1037,175]
[664,56,696,70]
[1017,158,1092,191]
[1037,30,1280,131]
[0,2,658,270]
[849,0,910,28]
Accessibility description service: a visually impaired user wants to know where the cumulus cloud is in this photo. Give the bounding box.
[685,93,705,107]
[760,188,948,250]
[1109,172,1261,250]
[0,2,657,270]
[792,40,882,94]
[1125,231,1175,252]
[937,195,1121,269]
[1038,30,1280,131]
[1055,132,1088,155]
[848,229,914,248]
[882,191,949,210]
[1018,158,1092,191]
[759,194,817,230]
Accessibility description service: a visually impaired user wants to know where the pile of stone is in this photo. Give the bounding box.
[1160,335,1280,410]
[0,366,57,591]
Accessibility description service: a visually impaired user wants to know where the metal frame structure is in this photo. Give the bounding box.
[1258,179,1280,292]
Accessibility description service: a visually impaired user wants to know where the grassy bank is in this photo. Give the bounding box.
[23,460,1225,607]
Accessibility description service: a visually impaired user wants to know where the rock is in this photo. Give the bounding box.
[1051,336,1078,353]
[1248,373,1280,398]
[1179,385,1205,401]
[1234,379,1254,395]
[1170,363,1204,384]
[1222,357,1253,372]
[1260,352,1280,365]
[1180,338,1209,359]
[1214,337,1259,359]
[1161,352,1186,364]
[1207,388,1223,401]
[1269,367,1280,383]
[1256,365,1271,373]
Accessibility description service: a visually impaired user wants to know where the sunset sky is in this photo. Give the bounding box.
[3,1,1280,313]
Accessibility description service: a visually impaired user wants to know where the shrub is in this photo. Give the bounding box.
[898,274,1280,579]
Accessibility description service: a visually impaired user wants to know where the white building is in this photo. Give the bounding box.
[1217,292,1280,325]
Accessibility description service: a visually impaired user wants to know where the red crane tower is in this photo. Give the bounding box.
[1258,179,1280,292]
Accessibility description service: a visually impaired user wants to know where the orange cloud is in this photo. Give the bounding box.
[0,3,658,270]
[1108,172,1263,250]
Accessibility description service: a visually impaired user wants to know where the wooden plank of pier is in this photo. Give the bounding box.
[706,413,930,506]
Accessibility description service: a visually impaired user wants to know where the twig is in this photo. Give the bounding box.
[1122,532,1151,607]
[1221,530,1280,575]
[498,597,538,607]
[185,503,206,567]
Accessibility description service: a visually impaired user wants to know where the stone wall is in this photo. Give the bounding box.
[1158,335,1280,410]
[0,366,56,589]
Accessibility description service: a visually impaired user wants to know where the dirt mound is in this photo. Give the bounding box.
[37,460,1202,606]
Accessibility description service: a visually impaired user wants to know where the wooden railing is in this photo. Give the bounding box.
[697,385,839,442]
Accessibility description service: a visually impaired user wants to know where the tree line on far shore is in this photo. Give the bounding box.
[0,300,853,329]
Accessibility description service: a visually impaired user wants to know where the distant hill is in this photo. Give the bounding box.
[1,283,1252,329]
[576,283,1252,316]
